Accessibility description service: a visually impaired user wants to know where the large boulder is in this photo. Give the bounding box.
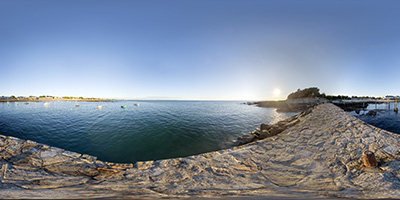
[366,110,377,116]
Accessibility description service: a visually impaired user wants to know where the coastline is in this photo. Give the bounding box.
[2,103,400,198]
[0,98,117,102]
[246,98,326,112]
[248,98,380,113]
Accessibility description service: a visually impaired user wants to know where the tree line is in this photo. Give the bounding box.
[286,87,383,100]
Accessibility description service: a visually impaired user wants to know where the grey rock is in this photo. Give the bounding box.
[0,136,6,147]
[2,103,400,199]
[44,161,99,176]
[383,145,400,156]
[366,110,377,116]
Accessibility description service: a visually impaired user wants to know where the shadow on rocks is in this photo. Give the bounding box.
[233,108,313,146]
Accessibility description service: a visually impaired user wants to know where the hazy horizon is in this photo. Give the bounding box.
[1,0,399,100]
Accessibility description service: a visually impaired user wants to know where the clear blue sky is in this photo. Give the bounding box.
[1,0,399,100]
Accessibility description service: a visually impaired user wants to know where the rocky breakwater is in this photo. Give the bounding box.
[248,98,326,112]
[3,103,400,198]
[234,109,312,146]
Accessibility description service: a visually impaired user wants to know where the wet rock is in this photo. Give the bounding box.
[268,125,286,136]
[0,136,6,147]
[366,110,377,116]
[260,123,271,132]
[234,133,256,146]
[235,112,306,146]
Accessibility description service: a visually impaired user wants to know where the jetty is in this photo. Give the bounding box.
[332,99,398,111]
[2,103,400,199]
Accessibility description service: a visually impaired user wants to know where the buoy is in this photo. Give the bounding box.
[395,107,398,113]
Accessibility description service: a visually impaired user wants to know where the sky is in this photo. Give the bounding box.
[1,0,399,100]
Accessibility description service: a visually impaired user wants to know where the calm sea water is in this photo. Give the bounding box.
[352,102,400,134]
[0,101,296,163]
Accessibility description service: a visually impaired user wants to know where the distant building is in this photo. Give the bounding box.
[0,96,11,99]
[385,95,399,100]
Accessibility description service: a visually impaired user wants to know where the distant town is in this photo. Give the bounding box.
[0,95,114,102]
[325,95,400,101]
[1,92,399,102]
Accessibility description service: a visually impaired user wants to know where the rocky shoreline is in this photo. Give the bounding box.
[247,98,383,113]
[0,99,115,102]
[246,98,326,112]
[234,109,312,146]
[2,103,400,199]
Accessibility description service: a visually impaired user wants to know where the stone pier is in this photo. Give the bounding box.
[2,103,400,199]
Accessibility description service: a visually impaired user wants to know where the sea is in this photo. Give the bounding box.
[0,101,297,163]
[351,102,400,134]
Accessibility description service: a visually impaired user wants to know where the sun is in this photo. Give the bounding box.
[273,89,281,96]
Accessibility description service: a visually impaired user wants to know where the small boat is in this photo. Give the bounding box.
[97,105,102,109]
[24,102,29,105]
[43,102,50,106]
[134,103,140,107]
[75,104,79,107]
[121,105,127,109]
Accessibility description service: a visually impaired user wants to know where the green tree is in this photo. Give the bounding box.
[287,87,323,99]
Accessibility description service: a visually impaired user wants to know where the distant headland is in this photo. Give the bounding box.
[246,87,399,112]
[0,95,115,102]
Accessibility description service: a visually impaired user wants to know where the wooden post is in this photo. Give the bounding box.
[362,151,377,168]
